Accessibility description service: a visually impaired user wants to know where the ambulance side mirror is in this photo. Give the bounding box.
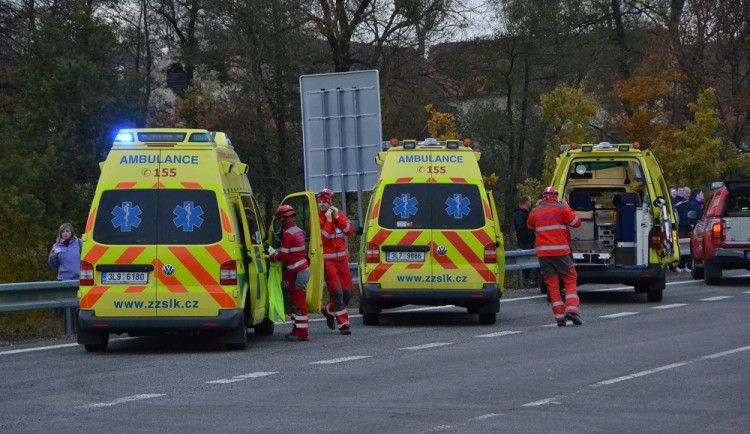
[351,219,363,236]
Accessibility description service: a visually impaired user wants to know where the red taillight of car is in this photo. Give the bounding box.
[484,243,497,263]
[80,261,94,286]
[651,231,662,249]
[711,221,723,245]
[220,261,237,285]
[366,242,380,263]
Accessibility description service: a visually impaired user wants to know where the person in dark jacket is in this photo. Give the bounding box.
[513,195,539,286]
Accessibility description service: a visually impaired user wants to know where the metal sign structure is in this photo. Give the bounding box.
[300,70,382,221]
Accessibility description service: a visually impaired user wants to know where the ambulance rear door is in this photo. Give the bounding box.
[154,148,228,318]
[265,192,324,312]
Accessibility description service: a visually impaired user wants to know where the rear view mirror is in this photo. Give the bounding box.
[653,197,666,208]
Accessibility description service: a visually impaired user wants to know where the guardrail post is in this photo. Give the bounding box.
[64,307,75,336]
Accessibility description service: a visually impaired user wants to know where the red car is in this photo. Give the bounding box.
[690,180,750,284]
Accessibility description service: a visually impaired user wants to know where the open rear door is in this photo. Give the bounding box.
[265,192,324,312]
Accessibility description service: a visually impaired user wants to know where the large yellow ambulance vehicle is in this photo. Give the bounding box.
[358,138,505,325]
[77,129,322,351]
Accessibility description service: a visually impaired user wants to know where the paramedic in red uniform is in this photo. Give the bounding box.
[268,205,310,341]
[527,187,584,326]
[317,188,355,335]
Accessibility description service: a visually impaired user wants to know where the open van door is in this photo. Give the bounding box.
[265,192,324,312]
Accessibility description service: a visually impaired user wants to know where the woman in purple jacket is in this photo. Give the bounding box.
[48,222,81,281]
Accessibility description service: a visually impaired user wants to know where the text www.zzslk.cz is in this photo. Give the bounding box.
[113,299,200,309]
[396,274,468,283]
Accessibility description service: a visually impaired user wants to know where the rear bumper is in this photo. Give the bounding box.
[711,248,750,268]
[362,283,501,309]
[77,309,244,334]
[575,264,666,286]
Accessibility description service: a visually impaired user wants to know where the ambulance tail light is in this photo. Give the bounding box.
[483,243,497,263]
[80,261,94,286]
[650,231,662,249]
[220,261,237,285]
[366,242,380,263]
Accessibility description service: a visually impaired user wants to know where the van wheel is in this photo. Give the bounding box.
[690,255,704,279]
[224,314,247,351]
[647,290,663,302]
[703,260,721,285]
[253,318,275,336]
[479,312,496,325]
[362,312,380,326]
[84,333,109,352]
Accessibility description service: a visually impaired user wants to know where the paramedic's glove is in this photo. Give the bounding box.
[325,208,334,222]
[267,246,277,255]
[329,206,339,215]
[264,254,270,260]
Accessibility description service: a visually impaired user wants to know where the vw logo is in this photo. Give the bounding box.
[162,264,175,276]
[436,245,448,256]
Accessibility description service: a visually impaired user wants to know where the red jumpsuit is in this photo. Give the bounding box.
[319,208,355,331]
[270,220,309,339]
[527,199,581,323]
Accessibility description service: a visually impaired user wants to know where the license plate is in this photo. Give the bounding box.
[386,251,424,262]
[102,272,148,284]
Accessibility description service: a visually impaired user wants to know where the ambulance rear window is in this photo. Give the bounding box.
[379,184,485,230]
[93,189,222,245]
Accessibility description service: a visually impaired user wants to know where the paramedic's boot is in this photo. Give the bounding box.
[321,307,335,330]
[557,320,567,327]
[285,333,308,342]
[565,313,583,325]
[339,325,351,335]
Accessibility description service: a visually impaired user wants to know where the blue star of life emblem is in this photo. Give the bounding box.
[111,201,142,232]
[173,201,204,232]
[445,193,471,219]
[393,193,419,218]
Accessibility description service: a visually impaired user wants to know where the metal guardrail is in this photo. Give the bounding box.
[0,280,79,335]
[0,250,541,334]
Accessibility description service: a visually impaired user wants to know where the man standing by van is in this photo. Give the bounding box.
[317,188,355,335]
[513,195,539,287]
[268,205,310,342]
[527,187,584,326]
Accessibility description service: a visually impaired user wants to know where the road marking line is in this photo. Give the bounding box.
[470,413,503,420]
[475,331,522,338]
[79,394,165,409]
[599,312,639,318]
[700,296,733,301]
[206,372,278,384]
[523,345,750,407]
[398,342,453,350]
[310,355,372,365]
[652,303,688,309]
[0,342,78,355]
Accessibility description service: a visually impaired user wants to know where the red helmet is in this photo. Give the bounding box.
[317,188,334,204]
[542,186,559,200]
[276,204,295,219]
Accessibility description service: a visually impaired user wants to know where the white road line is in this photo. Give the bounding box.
[79,394,165,409]
[0,342,78,355]
[206,372,277,384]
[652,303,688,309]
[523,345,750,407]
[470,413,503,421]
[310,355,372,365]
[599,312,639,319]
[475,331,522,338]
[700,296,734,301]
[397,342,453,351]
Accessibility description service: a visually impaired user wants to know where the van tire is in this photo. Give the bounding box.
[646,290,663,302]
[703,260,721,285]
[84,333,109,352]
[224,313,247,351]
[253,318,275,336]
[362,312,380,326]
[690,254,704,279]
[479,312,496,325]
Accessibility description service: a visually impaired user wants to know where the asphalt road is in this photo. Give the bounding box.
[2,271,749,433]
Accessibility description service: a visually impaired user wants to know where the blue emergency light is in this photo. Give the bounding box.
[115,132,134,142]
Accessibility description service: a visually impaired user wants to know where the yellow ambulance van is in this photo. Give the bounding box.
[77,129,322,351]
[548,142,679,302]
[358,138,505,325]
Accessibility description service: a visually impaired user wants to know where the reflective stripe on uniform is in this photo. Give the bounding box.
[537,245,572,251]
[536,225,568,231]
